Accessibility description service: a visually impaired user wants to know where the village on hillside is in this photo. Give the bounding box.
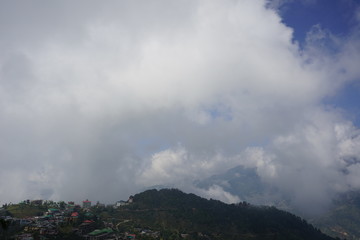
[0,196,160,240]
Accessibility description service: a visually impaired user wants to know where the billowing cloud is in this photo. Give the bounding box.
[195,185,241,204]
[0,0,359,214]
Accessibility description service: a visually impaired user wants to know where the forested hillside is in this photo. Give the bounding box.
[115,189,336,240]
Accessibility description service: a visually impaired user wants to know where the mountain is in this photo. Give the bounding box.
[195,166,291,209]
[196,165,360,239]
[119,188,335,240]
[311,191,360,240]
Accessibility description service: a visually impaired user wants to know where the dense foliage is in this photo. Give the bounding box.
[114,189,336,240]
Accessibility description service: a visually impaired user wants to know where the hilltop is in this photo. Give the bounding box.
[116,188,336,240]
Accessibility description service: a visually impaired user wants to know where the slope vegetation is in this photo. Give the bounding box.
[119,189,335,240]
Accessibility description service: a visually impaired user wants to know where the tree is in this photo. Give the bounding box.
[59,201,66,209]
[0,219,9,230]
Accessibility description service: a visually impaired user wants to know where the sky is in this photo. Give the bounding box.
[278,0,360,126]
[0,0,360,215]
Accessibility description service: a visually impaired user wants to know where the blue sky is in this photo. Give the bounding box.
[280,0,360,126]
[281,0,358,42]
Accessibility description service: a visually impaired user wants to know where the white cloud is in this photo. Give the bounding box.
[0,0,359,209]
[137,145,241,187]
[196,185,241,204]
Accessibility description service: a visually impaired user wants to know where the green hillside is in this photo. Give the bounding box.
[113,189,336,240]
[6,204,46,218]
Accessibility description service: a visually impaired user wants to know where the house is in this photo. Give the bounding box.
[114,196,134,208]
[71,212,79,218]
[83,199,92,209]
[48,208,60,214]
[18,219,32,225]
[126,233,136,239]
[87,228,114,240]
[78,221,97,235]
[114,200,128,208]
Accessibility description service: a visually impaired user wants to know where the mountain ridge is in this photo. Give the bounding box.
[121,188,337,240]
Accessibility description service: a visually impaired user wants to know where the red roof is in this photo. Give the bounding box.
[83,220,94,223]
[71,212,79,217]
[83,200,91,203]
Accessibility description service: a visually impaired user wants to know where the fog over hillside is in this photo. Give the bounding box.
[0,0,360,216]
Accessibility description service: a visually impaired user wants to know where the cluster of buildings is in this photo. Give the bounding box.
[0,196,149,240]
[2,202,81,239]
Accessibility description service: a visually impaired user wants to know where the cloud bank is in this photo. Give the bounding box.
[0,0,360,213]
